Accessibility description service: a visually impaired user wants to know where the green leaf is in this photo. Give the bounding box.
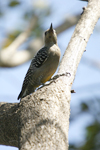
[8,1,20,7]
[81,102,89,111]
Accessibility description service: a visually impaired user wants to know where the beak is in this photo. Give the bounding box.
[49,23,53,32]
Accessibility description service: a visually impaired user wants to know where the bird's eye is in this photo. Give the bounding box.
[45,31,47,36]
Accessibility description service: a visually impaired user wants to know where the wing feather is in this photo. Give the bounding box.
[18,46,48,99]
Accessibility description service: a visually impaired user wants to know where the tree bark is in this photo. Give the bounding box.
[0,103,19,147]
[0,0,100,149]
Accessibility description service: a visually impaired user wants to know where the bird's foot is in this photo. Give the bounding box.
[50,72,71,82]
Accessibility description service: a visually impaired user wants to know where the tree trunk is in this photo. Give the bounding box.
[0,103,19,147]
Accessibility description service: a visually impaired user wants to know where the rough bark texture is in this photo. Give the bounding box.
[0,103,19,147]
[19,80,70,150]
[59,0,100,86]
[0,0,100,149]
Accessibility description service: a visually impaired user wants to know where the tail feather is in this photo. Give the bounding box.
[17,89,27,100]
[17,91,23,100]
[17,87,35,100]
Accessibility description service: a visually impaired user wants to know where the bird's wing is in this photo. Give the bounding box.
[30,46,48,68]
[18,47,48,99]
[23,46,48,85]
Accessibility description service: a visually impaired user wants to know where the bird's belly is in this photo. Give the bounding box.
[41,73,54,83]
[32,53,60,87]
[40,57,59,83]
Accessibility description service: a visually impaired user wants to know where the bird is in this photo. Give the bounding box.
[18,23,61,100]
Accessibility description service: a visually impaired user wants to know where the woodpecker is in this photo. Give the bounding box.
[18,23,61,100]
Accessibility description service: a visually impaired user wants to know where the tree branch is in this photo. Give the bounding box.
[0,16,38,67]
[58,0,100,86]
[55,15,80,34]
[0,15,80,67]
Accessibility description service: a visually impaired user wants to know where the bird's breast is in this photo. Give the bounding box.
[48,44,61,58]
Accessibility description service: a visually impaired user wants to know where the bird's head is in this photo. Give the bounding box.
[44,23,57,46]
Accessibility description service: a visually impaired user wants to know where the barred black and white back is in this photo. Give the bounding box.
[17,47,48,99]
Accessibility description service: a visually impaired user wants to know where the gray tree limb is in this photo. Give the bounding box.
[0,15,80,67]
[0,16,38,67]
[0,0,100,149]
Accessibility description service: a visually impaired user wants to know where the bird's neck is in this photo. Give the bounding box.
[45,42,57,47]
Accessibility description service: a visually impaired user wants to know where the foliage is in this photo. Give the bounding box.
[1,0,51,49]
[8,0,21,7]
[69,97,100,150]
[3,30,21,48]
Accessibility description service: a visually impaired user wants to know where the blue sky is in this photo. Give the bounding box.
[0,0,100,149]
